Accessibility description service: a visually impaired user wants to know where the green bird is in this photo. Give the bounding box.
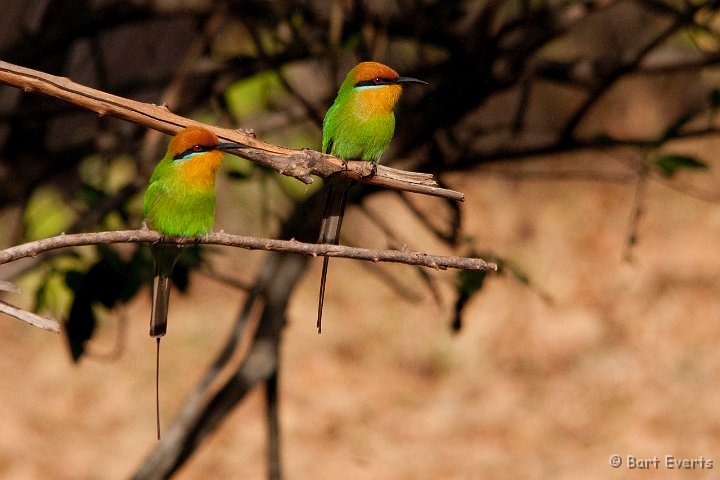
[143,125,242,438]
[317,61,427,332]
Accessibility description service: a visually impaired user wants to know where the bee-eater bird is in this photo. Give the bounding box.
[317,61,427,332]
[143,125,242,438]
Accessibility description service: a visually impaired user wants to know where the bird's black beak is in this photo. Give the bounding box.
[395,76,428,86]
[215,142,244,151]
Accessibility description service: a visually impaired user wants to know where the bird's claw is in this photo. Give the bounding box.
[360,162,377,179]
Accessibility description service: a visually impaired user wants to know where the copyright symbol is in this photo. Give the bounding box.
[609,454,622,468]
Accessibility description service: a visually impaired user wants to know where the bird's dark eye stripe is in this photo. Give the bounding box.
[354,77,396,88]
[173,145,212,160]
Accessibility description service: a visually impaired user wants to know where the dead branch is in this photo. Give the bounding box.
[0,60,464,202]
[0,300,60,333]
[0,230,497,272]
[0,280,60,332]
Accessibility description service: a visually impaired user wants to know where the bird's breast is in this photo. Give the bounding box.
[329,110,395,162]
[175,150,224,191]
[350,84,402,117]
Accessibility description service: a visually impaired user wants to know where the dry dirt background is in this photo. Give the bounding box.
[3,135,720,479]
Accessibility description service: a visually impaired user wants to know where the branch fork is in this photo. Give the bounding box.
[0,60,487,334]
[0,60,464,201]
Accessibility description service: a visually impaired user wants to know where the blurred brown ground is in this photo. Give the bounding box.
[3,142,720,479]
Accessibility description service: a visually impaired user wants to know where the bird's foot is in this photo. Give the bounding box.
[360,162,377,179]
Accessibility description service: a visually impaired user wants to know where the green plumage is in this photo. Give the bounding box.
[143,155,216,238]
[143,130,225,339]
[143,126,239,439]
[316,61,423,332]
[144,152,218,338]
[322,97,395,161]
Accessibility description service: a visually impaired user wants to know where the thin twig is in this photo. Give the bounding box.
[0,280,21,293]
[0,230,497,272]
[0,300,60,333]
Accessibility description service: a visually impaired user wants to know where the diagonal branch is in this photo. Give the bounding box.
[0,230,497,272]
[0,300,60,333]
[0,280,60,332]
[559,2,705,139]
[0,60,464,202]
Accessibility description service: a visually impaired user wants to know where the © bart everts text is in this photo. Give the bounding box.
[609,454,713,470]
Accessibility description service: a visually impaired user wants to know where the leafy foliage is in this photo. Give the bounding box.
[62,245,148,361]
[58,244,204,361]
[451,265,490,332]
[451,246,552,332]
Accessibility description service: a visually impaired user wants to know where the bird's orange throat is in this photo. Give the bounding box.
[352,84,402,117]
[177,150,223,190]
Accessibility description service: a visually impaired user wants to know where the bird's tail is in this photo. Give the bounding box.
[149,244,181,440]
[150,244,182,338]
[317,177,352,333]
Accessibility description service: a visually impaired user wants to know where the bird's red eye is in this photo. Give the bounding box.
[192,145,203,152]
[373,77,382,85]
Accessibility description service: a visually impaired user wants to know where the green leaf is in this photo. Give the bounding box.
[23,187,75,240]
[451,252,493,332]
[657,113,695,145]
[65,292,96,362]
[273,171,323,200]
[224,155,255,181]
[653,154,708,178]
[457,268,488,296]
[60,244,150,361]
[225,71,283,120]
[76,183,107,208]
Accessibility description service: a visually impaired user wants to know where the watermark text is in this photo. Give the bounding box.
[609,454,713,470]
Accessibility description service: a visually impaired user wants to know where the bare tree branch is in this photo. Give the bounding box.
[133,250,294,480]
[0,280,21,294]
[0,300,60,333]
[0,230,497,272]
[0,280,59,332]
[0,60,464,202]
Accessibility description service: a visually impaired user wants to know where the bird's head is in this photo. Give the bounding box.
[340,61,427,115]
[165,126,243,187]
[168,126,242,161]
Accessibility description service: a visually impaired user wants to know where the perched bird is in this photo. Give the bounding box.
[143,125,242,438]
[317,61,427,332]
